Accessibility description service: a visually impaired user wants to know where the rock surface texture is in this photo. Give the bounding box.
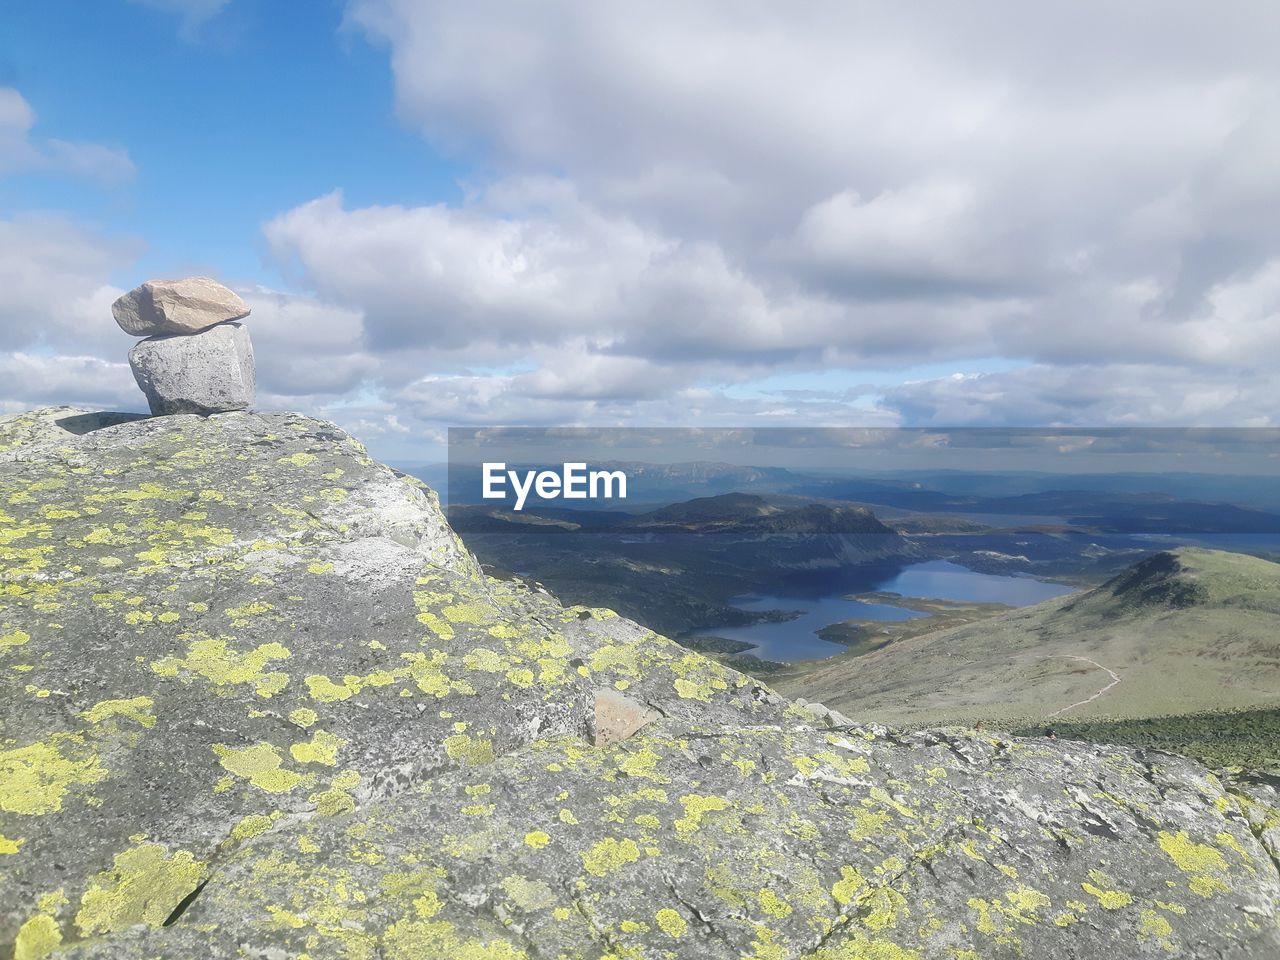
[0,406,1277,960]
[111,277,250,337]
[128,322,255,416]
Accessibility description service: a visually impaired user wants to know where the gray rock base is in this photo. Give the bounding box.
[128,322,255,415]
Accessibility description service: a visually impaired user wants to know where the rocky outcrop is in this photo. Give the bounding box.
[128,322,256,415]
[1,407,1277,959]
[111,277,250,337]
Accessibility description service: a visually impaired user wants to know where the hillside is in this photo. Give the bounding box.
[1,409,1277,959]
[779,548,1280,728]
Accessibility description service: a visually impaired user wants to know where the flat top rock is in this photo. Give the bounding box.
[0,407,1276,960]
[112,277,250,337]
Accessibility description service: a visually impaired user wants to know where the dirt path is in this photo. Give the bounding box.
[1044,655,1122,719]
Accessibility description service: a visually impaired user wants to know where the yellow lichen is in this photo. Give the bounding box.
[674,794,729,835]
[442,602,497,625]
[758,888,793,918]
[655,908,687,937]
[80,696,156,729]
[500,875,556,911]
[310,786,357,816]
[1139,909,1174,941]
[443,733,495,767]
[229,813,277,842]
[581,837,641,876]
[523,831,551,849]
[13,913,61,960]
[74,843,206,936]
[305,673,360,702]
[1,627,31,649]
[617,746,667,783]
[152,637,290,698]
[0,734,108,815]
[212,742,304,793]
[1081,883,1132,910]
[290,730,344,766]
[1157,830,1231,897]
[1157,830,1228,873]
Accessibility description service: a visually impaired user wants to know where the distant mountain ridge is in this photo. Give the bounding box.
[626,493,895,536]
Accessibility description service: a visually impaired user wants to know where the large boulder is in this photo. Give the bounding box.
[111,277,250,337]
[128,322,255,415]
[0,407,1276,960]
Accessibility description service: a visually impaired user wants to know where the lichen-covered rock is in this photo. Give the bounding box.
[1,407,1277,959]
[129,322,256,416]
[112,277,250,337]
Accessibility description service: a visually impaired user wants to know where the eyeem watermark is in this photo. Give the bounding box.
[482,462,628,511]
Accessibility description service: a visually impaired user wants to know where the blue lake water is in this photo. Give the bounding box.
[693,560,1073,662]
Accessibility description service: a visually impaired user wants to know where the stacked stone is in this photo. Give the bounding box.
[113,277,256,416]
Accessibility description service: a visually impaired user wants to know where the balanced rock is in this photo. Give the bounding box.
[112,277,250,337]
[128,321,255,415]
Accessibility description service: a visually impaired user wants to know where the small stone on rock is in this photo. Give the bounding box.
[591,689,661,747]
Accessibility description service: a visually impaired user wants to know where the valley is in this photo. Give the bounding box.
[773,548,1280,765]
[443,465,1280,770]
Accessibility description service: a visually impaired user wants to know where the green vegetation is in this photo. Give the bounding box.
[1010,708,1280,772]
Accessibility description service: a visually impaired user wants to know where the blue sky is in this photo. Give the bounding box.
[1,2,1278,459]
[3,1,463,283]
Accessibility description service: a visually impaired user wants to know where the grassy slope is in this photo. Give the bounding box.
[1010,708,1280,771]
[776,548,1280,730]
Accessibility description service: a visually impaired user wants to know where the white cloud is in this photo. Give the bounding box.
[0,353,139,411]
[0,88,40,174]
[239,287,376,397]
[0,88,135,185]
[10,4,1280,456]
[880,365,1278,427]
[269,1,1280,403]
[0,214,140,352]
[264,185,1040,369]
[128,0,230,40]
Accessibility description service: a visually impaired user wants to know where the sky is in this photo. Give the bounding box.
[2,1,1278,460]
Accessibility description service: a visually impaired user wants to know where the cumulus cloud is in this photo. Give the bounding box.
[264,0,1280,438]
[239,287,377,397]
[0,88,135,185]
[0,353,138,411]
[0,214,140,353]
[12,4,1280,453]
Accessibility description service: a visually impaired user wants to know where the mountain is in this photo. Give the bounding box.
[628,491,780,524]
[626,493,896,536]
[786,478,1280,534]
[1,409,1277,959]
[779,548,1280,728]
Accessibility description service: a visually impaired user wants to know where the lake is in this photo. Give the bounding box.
[692,560,1072,662]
